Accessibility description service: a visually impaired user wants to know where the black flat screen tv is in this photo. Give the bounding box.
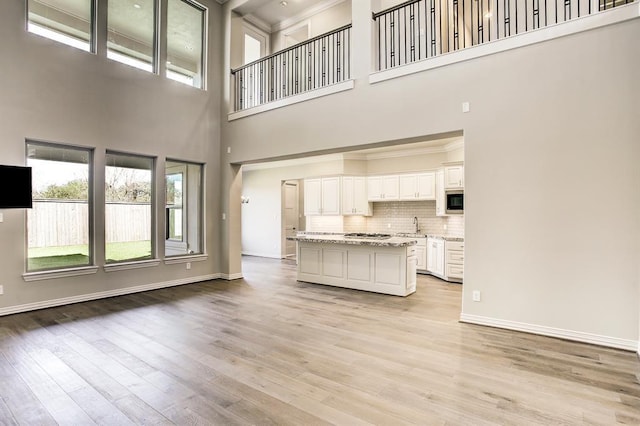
[0,165,33,209]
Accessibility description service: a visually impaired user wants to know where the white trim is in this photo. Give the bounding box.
[164,254,209,265]
[241,251,282,259]
[103,259,161,272]
[459,313,638,351]
[272,0,346,32]
[23,266,99,282]
[242,154,344,171]
[220,273,244,280]
[243,14,271,34]
[228,80,354,120]
[2,274,221,317]
[370,3,640,85]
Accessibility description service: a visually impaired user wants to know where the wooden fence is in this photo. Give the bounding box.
[27,200,151,248]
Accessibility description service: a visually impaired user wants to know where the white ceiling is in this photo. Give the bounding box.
[235,0,334,28]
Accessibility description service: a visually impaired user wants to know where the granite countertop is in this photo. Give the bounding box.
[288,234,418,247]
[394,233,464,242]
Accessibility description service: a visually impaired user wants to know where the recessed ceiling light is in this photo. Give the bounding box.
[280,1,288,6]
[133,3,141,9]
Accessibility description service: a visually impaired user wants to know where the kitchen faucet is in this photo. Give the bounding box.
[413,217,419,234]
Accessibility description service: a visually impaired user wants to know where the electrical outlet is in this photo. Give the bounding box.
[443,224,447,230]
[387,223,391,229]
[472,290,481,302]
[462,101,470,113]
[0,285,4,295]
[186,263,191,270]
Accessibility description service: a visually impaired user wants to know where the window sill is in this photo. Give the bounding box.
[104,259,161,272]
[164,254,208,265]
[23,266,99,282]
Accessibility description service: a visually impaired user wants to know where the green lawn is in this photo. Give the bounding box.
[28,241,152,271]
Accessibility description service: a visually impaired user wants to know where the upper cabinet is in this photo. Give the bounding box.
[399,172,436,201]
[342,176,372,216]
[367,175,399,201]
[304,177,341,215]
[444,164,464,189]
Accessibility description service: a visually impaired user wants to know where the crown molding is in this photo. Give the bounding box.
[364,145,449,160]
[444,139,464,152]
[244,13,271,34]
[271,0,346,33]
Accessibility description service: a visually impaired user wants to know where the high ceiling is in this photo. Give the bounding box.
[235,0,332,28]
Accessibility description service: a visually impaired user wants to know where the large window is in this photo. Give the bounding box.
[26,142,92,271]
[167,0,206,88]
[107,0,156,72]
[105,152,154,263]
[165,160,203,256]
[27,0,94,52]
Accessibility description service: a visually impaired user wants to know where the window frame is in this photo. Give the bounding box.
[26,0,97,54]
[106,0,159,73]
[104,150,157,265]
[166,0,208,90]
[164,159,204,258]
[24,140,95,273]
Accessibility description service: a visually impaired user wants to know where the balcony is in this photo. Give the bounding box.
[228,0,636,116]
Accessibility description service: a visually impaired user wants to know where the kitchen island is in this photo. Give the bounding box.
[287,233,418,296]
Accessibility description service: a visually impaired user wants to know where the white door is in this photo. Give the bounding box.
[242,24,268,108]
[282,181,299,259]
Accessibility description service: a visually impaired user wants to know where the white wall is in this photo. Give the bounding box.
[0,0,223,312]
[241,160,344,258]
[223,2,640,348]
[271,1,352,52]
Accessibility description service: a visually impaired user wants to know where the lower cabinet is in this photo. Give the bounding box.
[415,238,428,272]
[426,237,464,283]
[297,242,416,296]
[445,240,464,283]
[426,237,445,278]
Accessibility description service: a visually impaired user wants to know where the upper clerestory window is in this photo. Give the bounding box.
[27,0,95,53]
[167,0,207,89]
[108,0,157,73]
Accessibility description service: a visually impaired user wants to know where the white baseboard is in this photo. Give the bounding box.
[0,273,221,317]
[459,313,637,351]
[220,273,244,280]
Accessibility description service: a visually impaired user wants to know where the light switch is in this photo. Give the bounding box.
[462,102,470,113]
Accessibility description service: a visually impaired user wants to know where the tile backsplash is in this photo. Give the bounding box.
[307,200,464,236]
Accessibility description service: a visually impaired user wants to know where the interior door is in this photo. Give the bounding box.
[283,181,299,259]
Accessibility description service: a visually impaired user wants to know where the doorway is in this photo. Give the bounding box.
[281,180,299,259]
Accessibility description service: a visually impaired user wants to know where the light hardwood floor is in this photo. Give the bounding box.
[0,256,639,425]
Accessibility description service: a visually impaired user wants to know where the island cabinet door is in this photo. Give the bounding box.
[374,252,404,286]
[406,255,417,293]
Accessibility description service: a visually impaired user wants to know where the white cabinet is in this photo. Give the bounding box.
[444,165,464,189]
[367,175,399,201]
[445,240,464,283]
[426,237,445,278]
[415,237,427,272]
[435,169,447,216]
[399,172,435,200]
[304,177,341,215]
[342,176,372,216]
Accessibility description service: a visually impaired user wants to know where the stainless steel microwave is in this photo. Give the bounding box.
[446,191,464,214]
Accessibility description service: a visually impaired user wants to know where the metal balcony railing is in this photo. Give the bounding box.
[373,0,634,70]
[231,24,352,112]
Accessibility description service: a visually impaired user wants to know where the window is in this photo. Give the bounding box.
[26,142,92,271]
[165,161,203,256]
[107,0,156,72]
[27,0,94,52]
[105,152,154,263]
[167,0,206,88]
